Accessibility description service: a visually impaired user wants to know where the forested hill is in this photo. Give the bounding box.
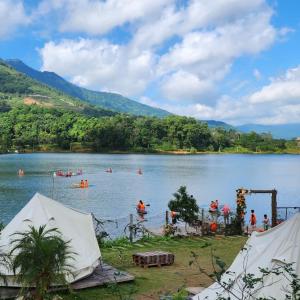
[0,104,296,154]
[0,60,115,117]
[6,59,171,118]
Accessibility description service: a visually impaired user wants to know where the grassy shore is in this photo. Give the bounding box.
[60,236,247,300]
[4,145,300,155]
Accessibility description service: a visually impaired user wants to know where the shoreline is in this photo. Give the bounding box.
[2,149,300,155]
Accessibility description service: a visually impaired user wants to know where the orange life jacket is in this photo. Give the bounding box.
[210,222,217,232]
[137,203,145,212]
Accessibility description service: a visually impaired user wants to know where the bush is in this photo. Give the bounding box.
[168,186,199,224]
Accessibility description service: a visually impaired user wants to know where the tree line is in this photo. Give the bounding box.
[0,104,293,153]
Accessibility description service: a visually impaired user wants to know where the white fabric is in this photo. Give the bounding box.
[0,193,101,286]
[193,213,300,300]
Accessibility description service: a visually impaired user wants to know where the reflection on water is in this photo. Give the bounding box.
[0,153,299,229]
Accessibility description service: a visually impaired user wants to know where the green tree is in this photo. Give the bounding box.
[10,225,75,300]
[168,186,199,224]
[211,127,232,151]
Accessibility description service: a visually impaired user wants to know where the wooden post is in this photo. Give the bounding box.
[129,214,133,243]
[165,211,169,226]
[271,189,277,227]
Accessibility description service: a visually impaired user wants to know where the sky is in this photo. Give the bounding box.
[0,0,300,125]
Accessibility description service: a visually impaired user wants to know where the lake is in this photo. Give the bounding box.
[0,153,299,235]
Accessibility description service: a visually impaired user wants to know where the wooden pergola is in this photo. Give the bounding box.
[236,188,277,227]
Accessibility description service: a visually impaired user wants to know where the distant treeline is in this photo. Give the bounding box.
[0,104,297,153]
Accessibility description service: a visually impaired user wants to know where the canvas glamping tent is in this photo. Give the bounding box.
[193,213,300,300]
[0,193,101,287]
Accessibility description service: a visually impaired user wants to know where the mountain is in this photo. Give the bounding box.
[6,59,171,117]
[237,123,300,140]
[0,60,115,117]
[204,120,299,140]
[204,120,234,130]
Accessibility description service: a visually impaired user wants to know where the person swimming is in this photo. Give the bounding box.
[105,168,112,173]
[136,200,145,213]
[137,168,143,175]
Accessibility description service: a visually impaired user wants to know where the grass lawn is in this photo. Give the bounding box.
[60,235,247,300]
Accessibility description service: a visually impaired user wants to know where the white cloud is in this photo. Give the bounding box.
[249,66,300,104]
[39,38,156,96]
[0,0,29,38]
[39,0,280,102]
[132,0,268,50]
[158,8,276,100]
[36,0,171,35]
[161,71,215,102]
[166,66,300,125]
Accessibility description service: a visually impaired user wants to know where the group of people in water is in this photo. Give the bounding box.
[105,168,143,175]
[79,180,89,188]
[55,169,82,177]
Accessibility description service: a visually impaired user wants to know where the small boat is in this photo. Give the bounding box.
[71,183,90,189]
[71,183,81,188]
[54,169,83,177]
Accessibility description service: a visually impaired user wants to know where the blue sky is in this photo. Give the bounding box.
[0,0,300,125]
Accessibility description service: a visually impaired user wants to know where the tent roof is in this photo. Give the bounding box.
[0,193,101,284]
[193,213,300,299]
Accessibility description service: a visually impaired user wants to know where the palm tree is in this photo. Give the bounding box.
[10,225,75,300]
[0,253,10,286]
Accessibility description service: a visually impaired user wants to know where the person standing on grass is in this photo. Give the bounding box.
[250,209,257,229]
[222,204,230,225]
[263,214,270,230]
[171,210,177,224]
[209,199,219,222]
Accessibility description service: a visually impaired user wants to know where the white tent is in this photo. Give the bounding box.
[193,213,300,300]
[0,193,101,286]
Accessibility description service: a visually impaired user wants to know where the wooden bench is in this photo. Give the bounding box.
[133,251,174,268]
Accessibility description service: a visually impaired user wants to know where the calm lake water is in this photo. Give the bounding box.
[0,153,299,233]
